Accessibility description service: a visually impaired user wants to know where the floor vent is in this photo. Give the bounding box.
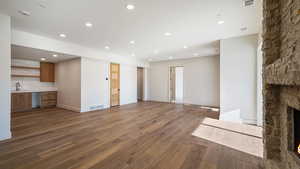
[89,105,104,111]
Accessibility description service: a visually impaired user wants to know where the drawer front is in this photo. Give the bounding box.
[41,92,57,101]
[40,92,57,108]
[41,100,57,108]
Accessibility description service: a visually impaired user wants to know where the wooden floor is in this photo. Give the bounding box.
[0,102,263,169]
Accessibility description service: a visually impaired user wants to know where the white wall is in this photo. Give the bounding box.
[149,56,220,107]
[257,42,263,126]
[0,14,11,140]
[56,57,139,112]
[11,59,56,91]
[55,58,81,112]
[81,58,110,112]
[120,65,138,105]
[143,68,150,101]
[220,34,258,124]
[175,67,184,103]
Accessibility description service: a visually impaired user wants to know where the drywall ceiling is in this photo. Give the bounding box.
[12,45,79,63]
[0,0,262,61]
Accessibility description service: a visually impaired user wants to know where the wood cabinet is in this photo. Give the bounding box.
[40,92,57,108]
[11,93,32,113]
[40,62,55,82]
[12,91,57,112]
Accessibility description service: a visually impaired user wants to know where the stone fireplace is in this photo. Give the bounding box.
[288,107,300,158]
[263,0,300,169]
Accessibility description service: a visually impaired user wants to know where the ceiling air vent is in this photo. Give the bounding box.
[243,0,255,7]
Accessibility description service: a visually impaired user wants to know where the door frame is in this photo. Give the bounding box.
[110,63,120,107]
[137,67,144,101]
[169,66,184,103]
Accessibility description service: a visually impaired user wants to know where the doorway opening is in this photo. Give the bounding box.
[137,67,144,101]
[169,66,184,103]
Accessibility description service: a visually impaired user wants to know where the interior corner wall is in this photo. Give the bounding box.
[80,58,110,112]
[0,14,11,140]
[56,57,138,113]
[220,34,258,124]
[56,58,81,112]
[257,42,263,126]
[120,65,138,105]
[149,56,220,107]
[143,68,150,101]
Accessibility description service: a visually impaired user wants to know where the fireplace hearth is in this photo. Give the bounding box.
[290,108,300,158]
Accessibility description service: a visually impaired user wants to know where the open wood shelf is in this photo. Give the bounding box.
[11,74,40,78]
[11,66,40,70]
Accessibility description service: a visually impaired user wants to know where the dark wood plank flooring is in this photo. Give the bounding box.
[0,102,263,169]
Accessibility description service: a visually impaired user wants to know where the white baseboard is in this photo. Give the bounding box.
[57,104,81,112]
[120,100,138,106]
[242,119,258,125]
[0,130,11,141]
[81,105,111,113]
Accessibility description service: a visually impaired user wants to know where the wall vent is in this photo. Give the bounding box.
[89,105,104,111]
[243,0,255,7]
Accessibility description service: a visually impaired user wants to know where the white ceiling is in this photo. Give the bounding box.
[0,0,262,61]
[12,45,79,63]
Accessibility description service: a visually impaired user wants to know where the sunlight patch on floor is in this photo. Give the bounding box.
[192,118,263,158]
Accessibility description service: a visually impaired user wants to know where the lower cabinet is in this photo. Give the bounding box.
[11,91,57,112]
[11,93,32,113]
[40,92,57,108]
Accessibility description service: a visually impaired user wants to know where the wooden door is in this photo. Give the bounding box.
[40,62,55,82]
[137,67,144,101]
[110,63,120,106]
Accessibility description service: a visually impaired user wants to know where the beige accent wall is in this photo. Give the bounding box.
[149,56,220,107]
[55,58,81,112]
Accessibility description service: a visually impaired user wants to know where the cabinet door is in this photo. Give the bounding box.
[11,93,32,112]
[40,62,55,82]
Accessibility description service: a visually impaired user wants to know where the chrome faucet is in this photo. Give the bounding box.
[16,82,21,91]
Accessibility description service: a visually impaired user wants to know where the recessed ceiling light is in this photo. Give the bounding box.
[126,4,135,10]
[131,53,136,57]
[37,0,47,8]
[164,32,172,36]
[41,58,46,61]
[130,40,135,44]
[85,22,93,28]
[193,53,199,56]
[183,45,188,49]
[52,54,58,57]
[18,10,31,16]
[218,20,225,25]
[154,50,159,54]
[168,56,173,60]
[105,46,110,50]
[38,4,46,8]
[59,34,66,38]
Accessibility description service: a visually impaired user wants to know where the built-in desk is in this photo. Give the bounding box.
[11,90,57,112]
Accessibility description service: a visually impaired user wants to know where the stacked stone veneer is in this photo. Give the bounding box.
[263,0,300,168]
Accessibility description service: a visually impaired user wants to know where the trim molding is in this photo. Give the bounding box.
[242,119,258,125]
[57,104,81,112]
[0,130,12,141]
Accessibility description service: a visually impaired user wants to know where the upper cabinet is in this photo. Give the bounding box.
[40,62,55,82]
